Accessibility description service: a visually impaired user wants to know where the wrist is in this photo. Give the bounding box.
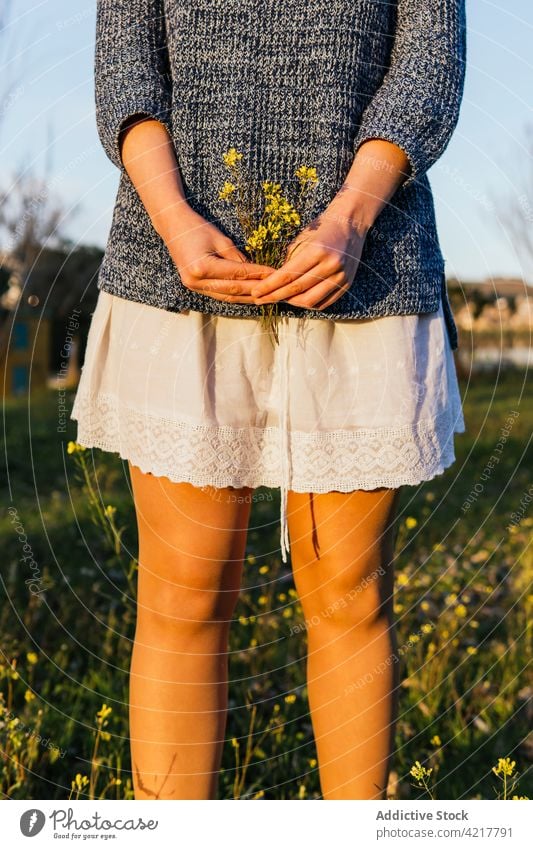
[150,199,198,243]
[327,185,383,237]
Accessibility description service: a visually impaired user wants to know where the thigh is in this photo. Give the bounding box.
[128,463,254,613]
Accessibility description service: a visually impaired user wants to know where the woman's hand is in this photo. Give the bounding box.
[157,205,275,304]
[250,138,412,311]
[118,118,274,304]
[249,197,369,311]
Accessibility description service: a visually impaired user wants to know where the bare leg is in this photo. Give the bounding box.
[127,463,253,800]
[288,487,401,800]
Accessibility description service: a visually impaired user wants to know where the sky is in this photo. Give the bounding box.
[0,0,532,283]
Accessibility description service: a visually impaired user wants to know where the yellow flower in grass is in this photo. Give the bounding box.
[72,773,89,792]
[26,652,39,665]
[430,734,442,747]
[405,516,418,529]
[492,757,516,777]
[258,595,268,606]
[455,603,468,618]
[259,565,269,574]
[410,761,432,781]
[466,646,478,655]
[67,441,86,454]
[96,703,112,724]
[247,554,257,565]
[24,689,35,702]
[421,623,434,635]
[512,795,529,800]
[308,758,317,768]
[284,693,297,704]
[397,573,409,587]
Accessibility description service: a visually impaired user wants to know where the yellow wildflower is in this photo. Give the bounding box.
[405,516,418,529]
[247,554,256,565]
[222,147,243,168]
[492,757,516,777]
[430,734,442,747]
[410,760,432,781]
[72,773,89,792]
[466,646,478,655]
[259,565,269,574]
[96,703,112,724]
[258,595,268,606]
[397,573,409,587]
[295,165,318,185]
[26,652,39,665]
[284,693,297,704]
[308,758,318,768]
[218,181,237,201]
[67,441,85,454]
[24,689,35,702]
[455,603,468,618]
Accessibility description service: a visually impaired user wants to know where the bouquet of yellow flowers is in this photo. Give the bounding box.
[218,148,319,345]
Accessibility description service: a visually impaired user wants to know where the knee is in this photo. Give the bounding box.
[293,549,390,632]
[136,557,241,641]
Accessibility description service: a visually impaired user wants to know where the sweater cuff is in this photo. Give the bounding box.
[96,94,173,173]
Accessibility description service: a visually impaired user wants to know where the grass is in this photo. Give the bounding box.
[1,367,532,800]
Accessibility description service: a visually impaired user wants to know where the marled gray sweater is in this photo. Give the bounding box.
[94,0,466,349]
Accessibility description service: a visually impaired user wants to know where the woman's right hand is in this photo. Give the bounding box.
[155,204,275,305]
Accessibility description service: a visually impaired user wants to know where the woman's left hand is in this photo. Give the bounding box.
[250,198,369,311]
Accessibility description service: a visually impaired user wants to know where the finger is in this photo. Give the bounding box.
[284,274,348,310]
[196,291,259,304]
[203,255,275,281]
[254,262,335,304]
[188,277,269,297]
[250,250,319,297]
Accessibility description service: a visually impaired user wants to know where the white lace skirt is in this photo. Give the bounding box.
[70,289,466,562]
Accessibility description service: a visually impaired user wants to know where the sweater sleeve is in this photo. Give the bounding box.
[352,0,467,190]
[94,0,173,171]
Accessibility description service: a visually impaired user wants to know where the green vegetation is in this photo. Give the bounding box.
[1,369,532,799]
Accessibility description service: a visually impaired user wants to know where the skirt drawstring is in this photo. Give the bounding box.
[278,317,291,563]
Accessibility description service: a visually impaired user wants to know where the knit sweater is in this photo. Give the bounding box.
[94,0,467,350]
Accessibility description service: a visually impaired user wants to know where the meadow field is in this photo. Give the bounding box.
[1,368,531,800]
